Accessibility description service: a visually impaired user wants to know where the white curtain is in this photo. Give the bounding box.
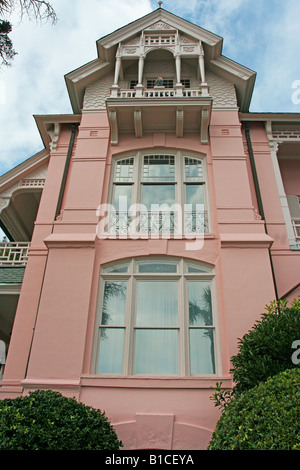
[134,281,178,375]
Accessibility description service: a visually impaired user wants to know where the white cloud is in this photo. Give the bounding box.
[0,0,152,175]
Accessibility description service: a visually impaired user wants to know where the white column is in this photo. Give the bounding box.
[135,55,145,97]
[198,55,205,84]
[175,54,181,84]
[199,42,209,97]
[138,55,144,85]
[113,56,121,86]
[175,53,184,96]
[111,44,121,97]
[269,140,297,247]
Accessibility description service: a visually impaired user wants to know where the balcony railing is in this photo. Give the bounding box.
[292,219,300,247]
[0,242,30,265]
[115,88,203,99]
[101,210,208,237]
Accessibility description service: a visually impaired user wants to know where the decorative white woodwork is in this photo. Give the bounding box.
[0,242,30,265]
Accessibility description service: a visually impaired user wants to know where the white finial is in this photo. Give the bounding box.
[158,1,163,8]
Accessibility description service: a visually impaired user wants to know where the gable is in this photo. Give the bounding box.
[66,8,255,114]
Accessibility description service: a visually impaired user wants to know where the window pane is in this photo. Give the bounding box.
[143,155,175,182]
[186,184,204,208]
[186,264,209,273]
[102,263,129,273]
[137,260,177,273]
[97,328,124,374]
[101,281,127,326]
[115,158,134,182]
[113,185,132,210]
[134,329,178,375]
[142,184,175,209]
[190,328,215,375]
[136,281,178,326]
[188,281,212,326]
[185,158,203,182]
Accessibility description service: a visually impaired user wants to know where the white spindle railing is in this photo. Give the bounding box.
[292,219,300,247]
[0,242,30,265]
[113,88,203,99]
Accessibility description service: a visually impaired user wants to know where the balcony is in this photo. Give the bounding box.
[0,242,30,287]
[99,209,208,238]
[115,87,205,99]
[0,243,29,358]
[292,219,300,247]
[0,242,30,266]
[107,85,212,145]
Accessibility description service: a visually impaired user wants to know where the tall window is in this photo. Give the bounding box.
[107,151,208,236]
[93,258,217,376]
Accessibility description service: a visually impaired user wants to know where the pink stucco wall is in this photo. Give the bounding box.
[0,110,282,449]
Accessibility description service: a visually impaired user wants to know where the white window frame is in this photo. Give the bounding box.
[107,150,210,236]
[92,258,218,377]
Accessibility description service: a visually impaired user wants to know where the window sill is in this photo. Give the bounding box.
[80,375,232,389]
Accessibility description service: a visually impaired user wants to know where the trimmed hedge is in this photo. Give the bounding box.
[231,299,300,393]
[0,390,122,450]
[208,368,300,450]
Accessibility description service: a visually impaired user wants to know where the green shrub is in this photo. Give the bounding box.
[231,298,300,394]
[0,389,122,450]
[208,368,300,450]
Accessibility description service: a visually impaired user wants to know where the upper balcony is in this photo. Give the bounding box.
[105,30,213,145]
[107,82,212,146]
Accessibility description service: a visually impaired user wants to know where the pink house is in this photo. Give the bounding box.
[0,7,299,450]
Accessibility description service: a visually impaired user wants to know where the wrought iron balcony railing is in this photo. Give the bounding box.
[0,242,30,265]
[102,210,208,237]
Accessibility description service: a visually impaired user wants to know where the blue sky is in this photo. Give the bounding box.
[0,0,300,177]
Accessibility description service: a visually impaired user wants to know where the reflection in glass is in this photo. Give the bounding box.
[137,261,177,273]
[188,281,212,326]
[142,184,175,210]
[190,328,215,375]
[113,185,132,210]
[185,184,204,209]
[136,281,178,326]
[97,328,124,374]
[143,155,175,182]
[134,329,178,375]
[101,281,127,326]
[102,263,129,273]
[187,265,208,273]
[185,158,203,182]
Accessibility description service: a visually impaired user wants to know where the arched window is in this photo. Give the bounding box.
[105,151,209,237]
[93,258,217,376]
